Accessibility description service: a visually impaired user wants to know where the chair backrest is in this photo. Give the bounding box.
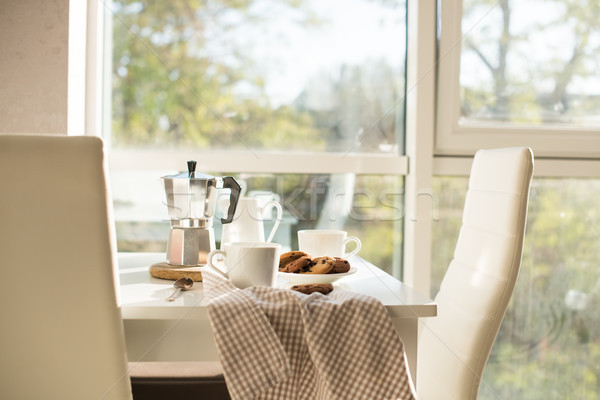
[0,135,132,399]
[417,147,534,400]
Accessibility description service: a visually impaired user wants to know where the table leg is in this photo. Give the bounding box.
[390,317,419,386]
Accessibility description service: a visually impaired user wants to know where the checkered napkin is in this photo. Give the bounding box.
[202,269,416,400]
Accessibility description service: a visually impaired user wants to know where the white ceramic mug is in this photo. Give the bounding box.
[206,242,281,289]
[221,197,283,245]
[297,229,361,258]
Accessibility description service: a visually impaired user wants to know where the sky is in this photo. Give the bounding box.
[206,0,407,107]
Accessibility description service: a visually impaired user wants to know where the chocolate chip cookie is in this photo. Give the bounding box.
[330,257,351,273]
[280,255,312,273]
[291,283,334,295]
[279,251,310,270]
[302,256,334,274]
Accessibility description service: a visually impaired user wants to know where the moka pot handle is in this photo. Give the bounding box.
[221,176,241,224]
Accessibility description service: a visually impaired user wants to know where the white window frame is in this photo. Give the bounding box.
[68,0,88,135]
[92,0,410,176]
[436,0,600,159]
[434,156,600,178]
[402,0,437,294]
[108,150,408,175]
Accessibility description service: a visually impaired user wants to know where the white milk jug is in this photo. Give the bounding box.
[220,197,283,246]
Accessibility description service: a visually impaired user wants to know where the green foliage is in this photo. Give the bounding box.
[345,175,404,273]
[110,0,406,153]
[111,0,325,149]
[431,176,467,294]
[461,0,600,125]
[434,177,600,399]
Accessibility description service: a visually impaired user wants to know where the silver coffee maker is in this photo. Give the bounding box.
[162,161,241,266]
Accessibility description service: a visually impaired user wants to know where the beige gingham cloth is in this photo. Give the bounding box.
[202,269,416,400]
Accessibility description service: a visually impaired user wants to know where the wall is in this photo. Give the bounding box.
[0,0,69,134]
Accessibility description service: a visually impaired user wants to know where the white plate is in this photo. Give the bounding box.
[278,267,357,284]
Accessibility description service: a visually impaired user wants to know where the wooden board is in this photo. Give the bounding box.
[149,262,203,282]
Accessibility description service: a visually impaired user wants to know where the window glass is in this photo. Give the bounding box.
[109,0,407,153]
[460,0,600,127]
[111,171,404,275]
[433,176,600,398]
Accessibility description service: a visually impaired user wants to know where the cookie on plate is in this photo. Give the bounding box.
[330,257,351,274]
[291,283,334,295]
[279,251,310,270]
[280,255,312,273]
[301,256,334,274]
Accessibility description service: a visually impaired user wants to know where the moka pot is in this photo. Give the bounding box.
[162,161,241,266]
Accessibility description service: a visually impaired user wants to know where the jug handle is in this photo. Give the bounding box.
[264,200,283,243]
[221,176,241,224]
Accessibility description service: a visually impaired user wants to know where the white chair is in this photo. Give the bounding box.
[0,135,132,399]
[417,147,534,400]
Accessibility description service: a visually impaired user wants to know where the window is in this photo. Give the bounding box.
[432,0,600,398]
[436,0,600,157]
[103,0,409,275]
[433,176,600,399]
[97,1,600,397]
[108,0,406,153]
[112,170,404,275]
[460,1,600,127]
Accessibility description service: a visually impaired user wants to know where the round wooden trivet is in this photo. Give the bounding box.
[149,262,203,282]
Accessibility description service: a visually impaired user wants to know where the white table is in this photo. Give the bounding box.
[118,252,437,382]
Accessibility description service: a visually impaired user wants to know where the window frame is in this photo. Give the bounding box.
[436,0,600,159]
[107,149,408,175]
[97,0,411,176]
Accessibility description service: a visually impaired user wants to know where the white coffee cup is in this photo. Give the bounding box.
[297,230,361,258]
[206,242,281,289]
